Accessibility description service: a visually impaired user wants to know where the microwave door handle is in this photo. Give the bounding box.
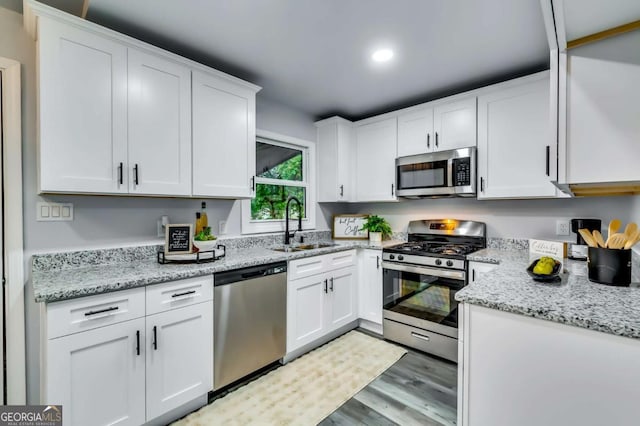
[448,158,454,189]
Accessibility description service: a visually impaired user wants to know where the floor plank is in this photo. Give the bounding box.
[320,336,458,426]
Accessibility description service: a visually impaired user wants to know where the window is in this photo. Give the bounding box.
[242,130,316,234]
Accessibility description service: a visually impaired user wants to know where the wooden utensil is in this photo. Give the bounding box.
[578,229,598,248]
[607,233,627,249]
[592,230,607,248]
[608,218,622,240]
[624,230,640,250]
[624,222,638,239]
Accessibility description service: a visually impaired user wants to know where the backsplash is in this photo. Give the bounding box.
[32,230,333,271]
[486,238,529,251]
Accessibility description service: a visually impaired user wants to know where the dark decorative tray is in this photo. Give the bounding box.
[526,258,562,282]
[157,244,226,265]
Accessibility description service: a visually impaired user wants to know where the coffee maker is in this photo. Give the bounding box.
[570,218,602,260]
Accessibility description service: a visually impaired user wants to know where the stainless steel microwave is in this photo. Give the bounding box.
[395,147,476,198]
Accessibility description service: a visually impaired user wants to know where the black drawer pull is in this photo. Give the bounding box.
[152,326,158,350]
[84,306,119,317]
[427,133,430,149]
[171,290,196,298]
[545,145,550,176]
[136,330,140,356]
[133,164,139,185]
[118,162,123,185]
[324,279,328,294]
[329,277,334,292]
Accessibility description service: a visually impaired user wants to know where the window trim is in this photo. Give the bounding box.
[241,129,316,235]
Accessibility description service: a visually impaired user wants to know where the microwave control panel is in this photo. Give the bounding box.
[452,158,471,186]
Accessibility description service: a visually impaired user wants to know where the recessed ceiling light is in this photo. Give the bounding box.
[372,49,394,62]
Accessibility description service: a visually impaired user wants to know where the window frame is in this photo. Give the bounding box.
[241,129,316,234]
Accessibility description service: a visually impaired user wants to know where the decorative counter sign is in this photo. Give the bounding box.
[165,224,193,255]
[333,214,369,240]
[529,239,568,266]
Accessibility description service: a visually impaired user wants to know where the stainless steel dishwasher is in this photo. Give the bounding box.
[213,261,287,390]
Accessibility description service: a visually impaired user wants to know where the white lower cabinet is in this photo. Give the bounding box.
[358,249,383,330]
[47,318,146,426]
[468,261,496,284]
[287,251,357,353]
[44,277,213,426]
[145,302,213,421]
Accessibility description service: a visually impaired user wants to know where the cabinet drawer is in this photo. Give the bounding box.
[146,275,213,315]
[288,255,326,281]
[47,287,145,339]
[326,250,356,269]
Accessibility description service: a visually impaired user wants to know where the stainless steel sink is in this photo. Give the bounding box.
[271,246,304,253]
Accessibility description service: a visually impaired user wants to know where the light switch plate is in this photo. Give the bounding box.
[37,202,74,221]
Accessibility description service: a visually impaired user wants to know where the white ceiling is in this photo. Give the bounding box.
[79,1,548,120]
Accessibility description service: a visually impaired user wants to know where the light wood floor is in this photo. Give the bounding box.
[319,336,458,426]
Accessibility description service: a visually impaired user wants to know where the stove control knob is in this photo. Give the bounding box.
[389,254,395,260]
[435,259,442,266]
[446,260,454,267]
[398,255,404,261]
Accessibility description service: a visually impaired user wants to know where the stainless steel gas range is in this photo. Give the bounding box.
[382,219,486,362]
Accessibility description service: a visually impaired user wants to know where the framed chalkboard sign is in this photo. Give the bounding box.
[165,224,193,255]
[332,214,369,240]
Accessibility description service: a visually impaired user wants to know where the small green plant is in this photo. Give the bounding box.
[360,215,392,239]
[194,226,217,241]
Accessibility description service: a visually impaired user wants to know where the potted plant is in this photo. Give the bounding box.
[360,215,392,243]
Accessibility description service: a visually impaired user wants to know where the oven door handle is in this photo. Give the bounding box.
[381,261,466,281]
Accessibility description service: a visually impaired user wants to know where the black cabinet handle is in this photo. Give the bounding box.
[329,277,334,292]
[324,279,328,294]
[171,290,196,298]
[118,162,123,185]
[340,185,344,197]
[391,183,395,196]
[250,176,255,191]
[427,133,430,149]
[376,256,380,269]
[472,269,476,282]
[152,326,158,350]
[480,177,485,192]
[435,132,439,148]
[84,306,118,317]
[136,330,140,356]
[545,145,550,176]
[133,164,139,185]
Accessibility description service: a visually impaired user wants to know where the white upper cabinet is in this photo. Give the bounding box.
[38,17,128,194]
[397,97,476,157]
[433,97,477,152]
[355,118,398,202]
[128,50,192,196]
[397,108,434,157]
[32,6,260,198]
[477,73,558,199]
[192,70,257,198]
[316,117,354,202]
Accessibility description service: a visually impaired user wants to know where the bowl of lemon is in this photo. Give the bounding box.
[526,256,562,282]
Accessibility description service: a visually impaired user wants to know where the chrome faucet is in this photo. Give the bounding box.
[284,196,302,245]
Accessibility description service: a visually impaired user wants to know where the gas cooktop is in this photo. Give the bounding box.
[385,241,483,259]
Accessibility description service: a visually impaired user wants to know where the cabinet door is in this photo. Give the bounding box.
[145,302,213,421]
[355,118,398,202]
[287,274,327,352]
[316,120,354,202]
[128,50,192,196]
[38,17,128,194]
[397,108,434,156]
[192,71,256,198]
[327,267,357,331]
[478,76,557,199]
[434,97,477,151]
[358,250,383,325]
[469,261,497,284]
[47,318,145,426]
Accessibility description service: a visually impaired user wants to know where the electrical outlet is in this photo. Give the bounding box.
[556,219,570,236]
[219,220,227,235]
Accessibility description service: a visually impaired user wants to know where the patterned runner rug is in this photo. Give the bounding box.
[174,330,407,425]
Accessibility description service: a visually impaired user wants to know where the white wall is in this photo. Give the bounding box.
[346,196,637,242]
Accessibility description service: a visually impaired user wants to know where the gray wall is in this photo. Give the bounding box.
[346,196,638,242]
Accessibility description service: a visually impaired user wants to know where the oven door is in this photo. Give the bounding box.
[382,261,465,338]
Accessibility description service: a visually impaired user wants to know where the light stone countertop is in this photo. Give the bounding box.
[457,248,640,340]
[32,239,403,303]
